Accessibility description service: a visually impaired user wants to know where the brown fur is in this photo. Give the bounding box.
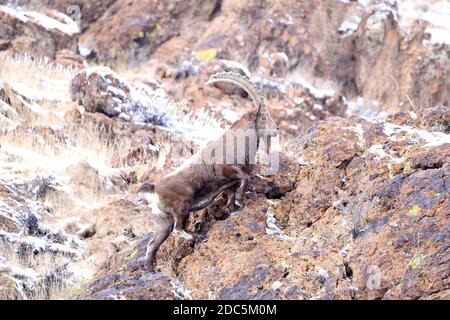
[140,72,278,272]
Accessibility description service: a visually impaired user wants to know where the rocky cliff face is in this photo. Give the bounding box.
[0,0,449,300]
[77,110,450,300]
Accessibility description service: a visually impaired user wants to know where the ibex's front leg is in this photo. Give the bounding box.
[172,211,194,241]
[223,187,237,214]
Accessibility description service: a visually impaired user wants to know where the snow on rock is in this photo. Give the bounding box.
[368,144,388,160]
[346,96,386,119]
[215,59,251,78]
[78,44,93,58]
[0,5,80,36]
[70,67,171,126]
[0,175,90,299]
[397,0,450,45]
[290,77,335,101]
[338,16,362,37]
[383,122,450,147]
[265,202,295,241]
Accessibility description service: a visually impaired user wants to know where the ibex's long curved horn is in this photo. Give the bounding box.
[205,72,265,112]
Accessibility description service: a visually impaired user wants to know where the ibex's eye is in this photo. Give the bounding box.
[261,116,267,121]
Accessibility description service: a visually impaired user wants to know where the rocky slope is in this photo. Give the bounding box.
[0,0,449,300]
[78,110,449,300]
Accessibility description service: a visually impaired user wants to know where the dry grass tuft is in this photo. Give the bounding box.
[0,52,76,102]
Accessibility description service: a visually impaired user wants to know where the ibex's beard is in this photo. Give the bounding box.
[264,135,272,156]
[259,128,277,154]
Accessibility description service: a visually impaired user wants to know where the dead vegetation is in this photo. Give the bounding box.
[0,53,227,299]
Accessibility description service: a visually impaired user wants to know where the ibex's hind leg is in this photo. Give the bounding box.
[173,210,208,243]
[172,211,194,241]
[224,166,249,208]
[145,212,174,272]
[189,180,239,212]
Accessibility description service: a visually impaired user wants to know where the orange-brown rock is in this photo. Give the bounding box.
[79,115,450,300]
[0,6,78,59]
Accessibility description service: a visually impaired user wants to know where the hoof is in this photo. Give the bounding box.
[224,207,237,216]
[173,229,195,241]
[245,191,258,201]
[235,198,244,208]
[194,234,208,243]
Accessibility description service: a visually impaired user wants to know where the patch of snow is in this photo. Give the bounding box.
[358,0,372,9]
[313,104,323,111]
[217,59,251,78]
[265,204,295,241]
[218,105,241,123]
[83,67,127,86]
[0,256,6,268]
[291,76,335,100]
[78,44,92,57]
[397,0,450,45]
[383,122,450,147]
[293,97,304,105]
[415,130,450,147]
[346,97,365,117]
[107,85,126,98]
[171,280,192,300]
[178,59,200,77]
[371,2,399,22]
[338,16,362,37]
[271,281,283,290]
[368,144,387,160]
[0,5,29,22]
[271,52,289,64]
[316,266,329,280]
[346,97,384,119]
[65,264,94,285]
[111,235,130,245]
[254,76,287,94]
[8,81,44,101]
[0,5,79,36]
[281,13,294,25]
[345,124,364,146]
[128,84,172,125]
[46,10,80,35]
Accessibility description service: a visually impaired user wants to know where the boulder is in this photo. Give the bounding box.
[77,235,177,300]
[70,67,171,125]
[0,6,79,58]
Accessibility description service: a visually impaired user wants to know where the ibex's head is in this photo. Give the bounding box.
[205,72,278,138]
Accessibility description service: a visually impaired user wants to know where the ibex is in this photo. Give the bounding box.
[139,72,278,272]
